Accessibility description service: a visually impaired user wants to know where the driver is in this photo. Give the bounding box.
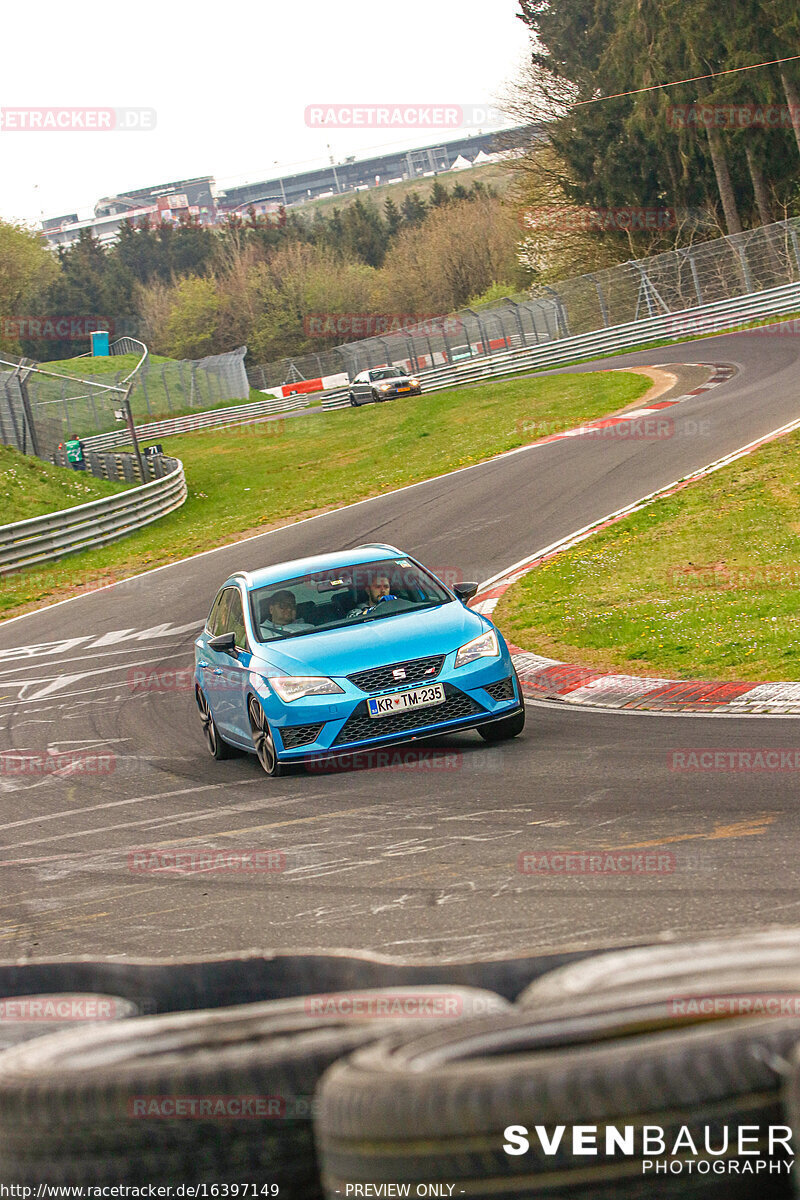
[347,572,396,618]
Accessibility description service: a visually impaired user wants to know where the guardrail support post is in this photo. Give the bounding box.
[121,383,146,481]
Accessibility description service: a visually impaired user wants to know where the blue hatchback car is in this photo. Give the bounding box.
[194,545,524,775]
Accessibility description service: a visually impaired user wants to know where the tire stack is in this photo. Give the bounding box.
[3,934,800,1196]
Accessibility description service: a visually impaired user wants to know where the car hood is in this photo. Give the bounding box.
[254,602,488,677]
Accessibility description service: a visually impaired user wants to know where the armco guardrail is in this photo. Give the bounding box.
[81,394,310,452]
[72,279,800,441]
[0,457,187,575]
[317,280,800,407]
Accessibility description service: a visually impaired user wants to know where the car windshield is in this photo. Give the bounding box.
[370,368,404,380]
[250,558,452,642]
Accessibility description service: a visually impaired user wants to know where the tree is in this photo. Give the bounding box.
[0,221,58,358]
[378,195,527,313]
[429,180,451,208]
[383,198,403,238]
[162,275,222,360]
[400,192,427,226]
[22,229,109,361]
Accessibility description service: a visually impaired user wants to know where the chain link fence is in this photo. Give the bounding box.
[247,216,800,390]
[0,345,249,462]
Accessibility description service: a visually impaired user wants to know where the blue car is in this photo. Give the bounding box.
[194,545,525,776]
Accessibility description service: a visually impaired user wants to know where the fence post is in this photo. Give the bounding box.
[684,249,704,306]
[16,365,40,458]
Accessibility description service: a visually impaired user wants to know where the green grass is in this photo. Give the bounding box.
[0,443,127,524]
[495,431,800,682]
[0,369,649,619]
[298,162,514,220]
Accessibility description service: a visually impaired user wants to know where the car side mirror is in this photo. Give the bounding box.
[209,632,237,655]
[453,582,479,603]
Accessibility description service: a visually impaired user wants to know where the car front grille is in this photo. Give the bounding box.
[333,685,484,746]
[280,723,325,750]
[347,655,445,694]
[484,677,516,702]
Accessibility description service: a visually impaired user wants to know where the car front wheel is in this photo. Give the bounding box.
[349,393,358,406]
[248,696,284,776]
[196,688,235,760]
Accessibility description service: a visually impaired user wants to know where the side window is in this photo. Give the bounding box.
[225,589,248,650]
[207,589,230,636]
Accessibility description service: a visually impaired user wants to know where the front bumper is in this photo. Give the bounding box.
[261,654,520,762]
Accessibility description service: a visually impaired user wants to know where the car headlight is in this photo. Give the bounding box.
[270,676,345,702]
[378,383,392,391]
[454,629,499,669]
[409,378,420,387]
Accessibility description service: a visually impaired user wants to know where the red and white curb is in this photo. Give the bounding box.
[471,365,800,715]
[521,362,735,447]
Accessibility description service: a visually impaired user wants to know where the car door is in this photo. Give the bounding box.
[222,587,253,741]
[200,587,236,730]
[352,372,369,402]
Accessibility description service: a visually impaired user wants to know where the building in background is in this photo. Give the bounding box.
[40,128,532,250]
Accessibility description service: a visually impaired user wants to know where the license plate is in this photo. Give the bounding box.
[397,386,411,392]
[367,683,446,718]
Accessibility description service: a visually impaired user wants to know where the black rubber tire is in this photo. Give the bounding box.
[196,687,236,760]
[316,1000,800,1198]
[0,943,621,1017]
[371,389,380,403]
[349,394,358,406]
[0,993,139,1051]
[248,695,284,776]
[780,1042,800,1186]
[0,987,507,1190]
[478,706,525,742]
[518,928,800,1009]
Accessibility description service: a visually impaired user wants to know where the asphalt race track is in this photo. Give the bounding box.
[3,326,800,961]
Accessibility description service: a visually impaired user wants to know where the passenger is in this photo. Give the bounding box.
[263,590,313,634]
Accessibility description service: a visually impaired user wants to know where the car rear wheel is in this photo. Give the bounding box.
[248,696,284,777]
[196,687,236,760]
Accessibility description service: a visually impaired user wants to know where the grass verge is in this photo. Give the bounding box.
[1,444,127,524]
[1,369,649,620]
[495,430,800,682]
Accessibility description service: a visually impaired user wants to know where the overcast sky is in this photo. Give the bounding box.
[0,0,530,226]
